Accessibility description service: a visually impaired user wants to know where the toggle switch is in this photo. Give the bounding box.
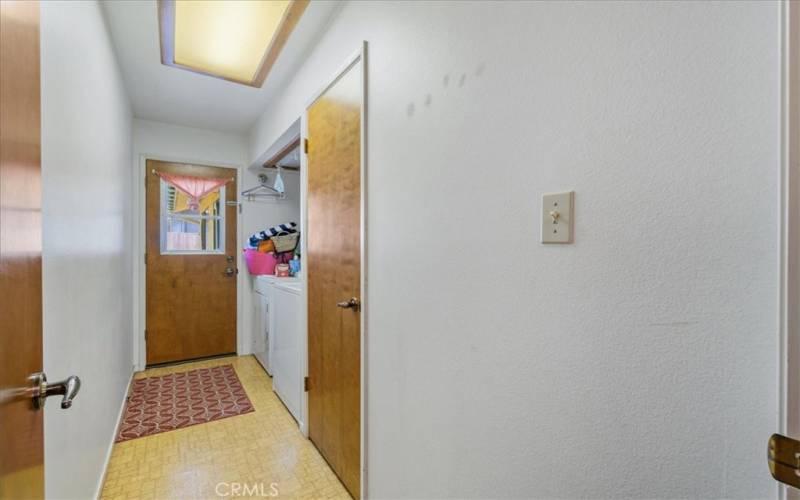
[541,191,574,244]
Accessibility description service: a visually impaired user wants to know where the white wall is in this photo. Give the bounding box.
[249,1,781,498]
[40,1,133,498]
[133,118,247,167]
[241,170,301,246]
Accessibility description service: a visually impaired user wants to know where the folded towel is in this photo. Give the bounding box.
[248,222,297,247]
[257,239,275,253]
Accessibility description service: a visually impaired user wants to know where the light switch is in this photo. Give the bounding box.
[541,191,574,244]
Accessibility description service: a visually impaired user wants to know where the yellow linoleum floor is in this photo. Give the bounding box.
[100,355,350,499]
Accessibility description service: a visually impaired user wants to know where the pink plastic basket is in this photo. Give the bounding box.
[243,249,280,275]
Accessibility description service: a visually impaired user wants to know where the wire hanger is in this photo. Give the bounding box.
[240,170,286,201]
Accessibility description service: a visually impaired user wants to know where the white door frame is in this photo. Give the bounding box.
[132,154,245,371]
[299,41,368,497]
[779,2,799,498]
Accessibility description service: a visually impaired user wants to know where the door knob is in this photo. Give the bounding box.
[336,297,360,311]
[0,373,81,410]
[30,373,81,410]
[223,267,237,277]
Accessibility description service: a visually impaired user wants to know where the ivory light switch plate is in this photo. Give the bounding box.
[541,191,574,244]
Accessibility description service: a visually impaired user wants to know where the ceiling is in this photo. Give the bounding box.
[101,1,341,134]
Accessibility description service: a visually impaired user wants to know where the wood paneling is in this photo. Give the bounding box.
[0,1,44,497]
[145,161,237,365]
[307,60,362,499]
[252,0,309,87]
[262,136,301,170]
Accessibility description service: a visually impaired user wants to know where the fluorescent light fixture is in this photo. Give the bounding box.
[158,0,308,87]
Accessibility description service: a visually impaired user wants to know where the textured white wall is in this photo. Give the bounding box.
[40,1,133,498]
[241,170,301,247]
[249,1,781,498]
[132,118,247,167]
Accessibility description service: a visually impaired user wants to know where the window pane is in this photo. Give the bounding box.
[165,216,222,252]
[161,179,225,254]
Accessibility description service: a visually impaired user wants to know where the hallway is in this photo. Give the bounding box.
[100,357,349,499]
[1,1,798,498]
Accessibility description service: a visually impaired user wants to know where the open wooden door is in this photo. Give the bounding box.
[0,1,44,497]
[306,55,363,499]
[145,160,238,365]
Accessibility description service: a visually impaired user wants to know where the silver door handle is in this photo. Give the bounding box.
[336,297,361,311]
[30,373,81,409]
[223,267,237,277]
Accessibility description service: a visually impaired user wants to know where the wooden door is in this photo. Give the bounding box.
[0,1,45,497]
[307,58,362,498]
[146,161,237,365]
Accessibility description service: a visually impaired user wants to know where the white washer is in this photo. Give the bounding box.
[252,276,274,375]
[253,275,300,377]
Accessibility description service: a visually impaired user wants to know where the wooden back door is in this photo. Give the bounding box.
[0,1,44,497]
[145,160,237,365]
[306,57,363,499]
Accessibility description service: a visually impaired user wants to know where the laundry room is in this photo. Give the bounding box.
[240,122,304,427]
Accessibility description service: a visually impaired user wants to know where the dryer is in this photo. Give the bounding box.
[252,276,273,374]
[271,280,303,424]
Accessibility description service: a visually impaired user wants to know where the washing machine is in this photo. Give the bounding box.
[253,275,301,376]
[252,276,273,374]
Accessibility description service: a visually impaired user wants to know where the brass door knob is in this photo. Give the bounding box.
[336,297,360,311]
[767,433,800,489]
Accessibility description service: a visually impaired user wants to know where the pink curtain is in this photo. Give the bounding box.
[158,172,229,211]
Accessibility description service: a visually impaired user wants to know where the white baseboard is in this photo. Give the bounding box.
[93,367,135,500]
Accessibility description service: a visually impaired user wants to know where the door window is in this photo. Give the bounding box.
[160,179,225,254]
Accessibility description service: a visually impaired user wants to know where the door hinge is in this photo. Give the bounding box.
[144,329,148,341]
[767,433,800,489]
[144,253,147,265]
[304,376,309,392]
[303,138,309,154]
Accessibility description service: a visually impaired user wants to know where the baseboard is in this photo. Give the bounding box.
[93,367,134,500]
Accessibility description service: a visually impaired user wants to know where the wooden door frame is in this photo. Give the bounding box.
[780,1,799,491]
[300,42,368,496]
[133,154,245,370]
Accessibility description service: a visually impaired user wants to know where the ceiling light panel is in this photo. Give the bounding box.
[159,0,307,87]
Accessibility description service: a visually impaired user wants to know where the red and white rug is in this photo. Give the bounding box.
[115,364,254,442]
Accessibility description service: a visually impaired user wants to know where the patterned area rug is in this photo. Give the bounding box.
[116,364,254,442]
